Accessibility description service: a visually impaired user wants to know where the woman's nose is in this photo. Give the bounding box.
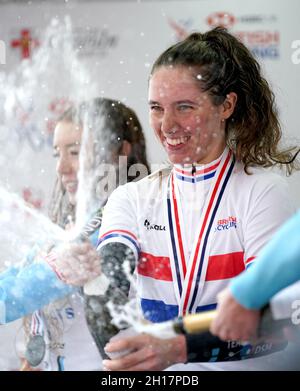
[56,155,72,175]
[161,111,178,134]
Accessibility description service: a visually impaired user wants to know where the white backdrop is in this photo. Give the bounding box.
[0,0,299,210]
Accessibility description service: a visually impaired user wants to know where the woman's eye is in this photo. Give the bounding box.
[53,151,59,158]
[70,150,80,156]
[177,104,193,111]
[150,105,163,112]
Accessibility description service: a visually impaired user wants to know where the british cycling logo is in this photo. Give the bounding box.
[0,39,6,65]
[215,216,237,232]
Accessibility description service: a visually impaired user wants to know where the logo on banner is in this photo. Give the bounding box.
[73,27,118,57]
[205,11,280,60]
[8,97,72,152]
[168,18,190,41]
[234,30,280,59]
[207,12,277,27]
[11,29,39,59]
[0,40,6,65]
[167,12,280,60]
[206,12,236,29]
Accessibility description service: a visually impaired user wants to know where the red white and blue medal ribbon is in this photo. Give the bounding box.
[30,309,44,337]
[25,310,47,367]
[166,148,235,315]
[166,174,187,304]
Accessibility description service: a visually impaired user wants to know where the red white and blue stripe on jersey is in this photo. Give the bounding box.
[97,229,140,259]
[174,161,220,183]
[137,251,253,322]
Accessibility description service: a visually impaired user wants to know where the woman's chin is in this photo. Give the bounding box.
[168,153,195,165]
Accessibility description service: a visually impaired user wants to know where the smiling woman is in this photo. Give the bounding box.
[148,65,236,165]
[53,121,82,206]
[33,27,299,372]
[94,27,299,371]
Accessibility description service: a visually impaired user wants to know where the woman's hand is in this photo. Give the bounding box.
[210,288,261,342]
[46,240,101,286]
[103,333,187,371]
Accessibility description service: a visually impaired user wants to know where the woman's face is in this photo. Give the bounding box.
[53,120,82,205]
[148,65,227,165]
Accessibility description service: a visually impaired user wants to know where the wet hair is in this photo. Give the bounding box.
[151,27,299,174]
[49,97,149,227]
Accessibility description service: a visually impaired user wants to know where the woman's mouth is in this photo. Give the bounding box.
[164,136,191,149]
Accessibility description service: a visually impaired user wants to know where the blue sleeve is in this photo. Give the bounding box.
[0,228,100,323]
[230,210,300,309]
[0,266,19,281]
[0,262,75,323]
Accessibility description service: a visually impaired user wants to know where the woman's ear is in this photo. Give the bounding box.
[120,140,132,157]
[222,92,237,120]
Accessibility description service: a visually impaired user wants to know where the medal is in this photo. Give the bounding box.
[25,334,46,367]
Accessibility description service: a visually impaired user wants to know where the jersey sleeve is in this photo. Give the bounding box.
[0,262,75,323]
[231,209,300,309]
[242,174,295,268]
[0,224,102,324]
[97,183,140,261]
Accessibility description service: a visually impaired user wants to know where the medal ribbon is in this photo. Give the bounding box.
[167,149,235,315]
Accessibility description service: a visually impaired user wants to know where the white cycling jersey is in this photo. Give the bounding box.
[98,147,294,370]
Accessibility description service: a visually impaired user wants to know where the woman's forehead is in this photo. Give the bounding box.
[53,121,82,146]
[148,66,207,102]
